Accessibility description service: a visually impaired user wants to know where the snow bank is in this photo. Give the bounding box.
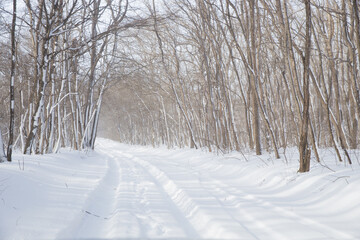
[0,150,108,239]
[0,139,359,239]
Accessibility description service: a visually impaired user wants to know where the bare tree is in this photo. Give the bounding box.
[298,0,312,173]
[7,0,16,161]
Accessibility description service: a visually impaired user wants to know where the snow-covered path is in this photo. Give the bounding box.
[1,139,360,239]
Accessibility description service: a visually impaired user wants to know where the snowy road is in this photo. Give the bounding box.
[1,139,359,239]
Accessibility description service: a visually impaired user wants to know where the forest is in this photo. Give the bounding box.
[0,0,359,172]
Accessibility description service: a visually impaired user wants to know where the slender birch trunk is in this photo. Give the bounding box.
[7,0,17,161]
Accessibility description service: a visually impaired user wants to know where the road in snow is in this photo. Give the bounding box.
[0,138,359,239]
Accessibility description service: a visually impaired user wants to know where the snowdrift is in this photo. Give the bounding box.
[0,138,359,239]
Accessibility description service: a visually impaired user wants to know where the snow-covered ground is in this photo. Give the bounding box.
[0,138,359,240]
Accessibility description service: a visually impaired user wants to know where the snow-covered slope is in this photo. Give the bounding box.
[0,138,359,239]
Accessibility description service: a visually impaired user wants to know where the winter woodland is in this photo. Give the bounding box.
[0,0,360,171]
[1,1,360,239]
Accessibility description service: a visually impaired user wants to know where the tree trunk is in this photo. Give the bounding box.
[7,0,16,161]
[249,0,261,155]
[0,129,6,162]
[298,0,312,173]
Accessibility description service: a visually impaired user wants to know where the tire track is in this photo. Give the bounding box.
[138,154,356,240]
[118,151,264,239]
[72,146,200,239]
[110,149,200,238]
[118,149,357,240]
[57,148,121,238]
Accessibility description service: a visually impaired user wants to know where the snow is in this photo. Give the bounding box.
[0,138,359,240]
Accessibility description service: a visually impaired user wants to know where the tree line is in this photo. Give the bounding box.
[0,0,145,159]
[103,0,359,172]
[1,0,359,172]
